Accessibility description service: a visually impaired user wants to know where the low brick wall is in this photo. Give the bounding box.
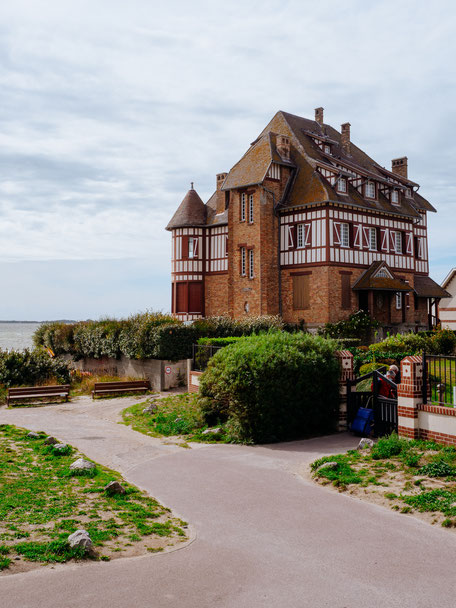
[64,355,189,392]
[397,356,456,446]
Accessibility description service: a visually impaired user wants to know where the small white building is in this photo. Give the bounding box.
[440,268,456,329]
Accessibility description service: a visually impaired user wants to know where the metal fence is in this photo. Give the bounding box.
[192,344,223,372]
[422,353,456,406]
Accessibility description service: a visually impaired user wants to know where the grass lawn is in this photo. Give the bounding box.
[0,424,188,574]
[428,358,456,405]
[121,393,231,444]
[311,433,456,529]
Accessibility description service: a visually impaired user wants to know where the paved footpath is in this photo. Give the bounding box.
[1,397,456,608]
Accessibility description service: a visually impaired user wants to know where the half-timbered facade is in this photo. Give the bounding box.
[166,109,448,331]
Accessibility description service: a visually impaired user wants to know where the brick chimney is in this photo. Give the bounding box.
[341,123,351,155]
[216,172,227,191]
[277,135,290,161]
[391,157,408,179]
[315,107,324,126]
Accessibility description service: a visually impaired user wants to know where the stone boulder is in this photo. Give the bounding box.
[45,436,58,445]
[104,481,126,495]
[53,443,69,453]
[69,458,96,471]
[358,438,375,450]
[68,529,93,552]
[27,432,40,439]
[202,427,222,435]
[143,402,157,415]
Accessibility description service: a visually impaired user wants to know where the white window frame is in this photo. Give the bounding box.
[248,194,254,223]
[395,231,402,254]
[188,237,195,259]
[324,144,331,154]
[340,223,349,248]
[297,224,305,248]
[240,247,246,276]
[405,188,412,198]
[338,177,347,193]
[369,227,377,251]
[248,249,254,279]
[240,193,246,222]
[391,190,399,205]
[396,292,402,310]
[365,181,376,199]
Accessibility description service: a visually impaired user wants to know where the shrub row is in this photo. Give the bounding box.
[0,349,71,388]
[197,332,340,443]
[33,314,288,361]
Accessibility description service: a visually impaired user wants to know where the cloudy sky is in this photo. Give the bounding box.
[0,0,455,320]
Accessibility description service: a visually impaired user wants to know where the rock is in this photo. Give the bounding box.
[317,461,339,472]
[68,529,93,551]
[174,417,182,423]
[104,481,126,495]
[69,458,95,471]
[53,443,68,452]
[27,432,40,439]
[358,438,375,450]
[142,402,157,415]
[202,427,222,435]
[45,436,58,445]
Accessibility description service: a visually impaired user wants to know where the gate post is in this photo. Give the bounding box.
[335,351,355,431]
[397,356,424,439]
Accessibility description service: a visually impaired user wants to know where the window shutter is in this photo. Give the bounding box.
[414,236,419,258]
[333,222,341,245]
[341,274,351,309]
[305,224,311,246]
[182,236,189,260]
[380,228,389,252]
[193,237,198,258]
[288,225,297,250]
[348,224,354,248]
[376,228,381,250]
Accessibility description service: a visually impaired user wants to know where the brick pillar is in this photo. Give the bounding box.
[397,355,423,439]
[335,350,355,431]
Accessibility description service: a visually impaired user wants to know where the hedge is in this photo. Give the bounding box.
[33,314,290,362]
[0,348,71,388]
[197,332,340,443]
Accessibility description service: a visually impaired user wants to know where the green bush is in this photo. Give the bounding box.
[369,332,431,356]
[430,329,456,355]
[371,433,408,459]
[0,348,71,388]
[318,310,379,344]
[197,332,340,443]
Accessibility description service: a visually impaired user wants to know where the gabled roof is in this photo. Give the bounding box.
[221,110,435,218]
[414,276,451,298]
[352,261,412,292]
[442,268,456,290]
[166,187,206,230]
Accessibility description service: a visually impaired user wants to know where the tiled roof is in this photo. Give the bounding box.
[352,261,412,291]
[166,188,206,230]
[221,134,275,190]
[414,275,451,298]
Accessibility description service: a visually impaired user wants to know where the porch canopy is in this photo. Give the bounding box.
[413,275,450,299]
[352,261,411,293]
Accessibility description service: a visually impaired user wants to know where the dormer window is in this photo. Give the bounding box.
[337,177,347,193]
[391,190,399,205]
[365,181,376,199]
[405,188,412,198]
[324,144,331,154]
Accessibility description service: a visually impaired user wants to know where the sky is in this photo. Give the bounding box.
[0,0,455,320]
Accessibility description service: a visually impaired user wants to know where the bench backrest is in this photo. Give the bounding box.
[8,385,70,396]
[93,380,150,390]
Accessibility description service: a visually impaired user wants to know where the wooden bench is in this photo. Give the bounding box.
[7,385,70,407]
[91,380,151,399]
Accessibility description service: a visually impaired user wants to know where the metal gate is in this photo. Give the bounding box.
[346,369,398,437]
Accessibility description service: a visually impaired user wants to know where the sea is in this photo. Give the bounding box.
[0,322,42,351]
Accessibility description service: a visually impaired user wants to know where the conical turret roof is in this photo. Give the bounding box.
[166,186,207,230]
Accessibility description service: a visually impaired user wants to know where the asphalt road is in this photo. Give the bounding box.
[1,397,455,608]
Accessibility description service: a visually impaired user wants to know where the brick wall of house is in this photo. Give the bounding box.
[205,273,229,316]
